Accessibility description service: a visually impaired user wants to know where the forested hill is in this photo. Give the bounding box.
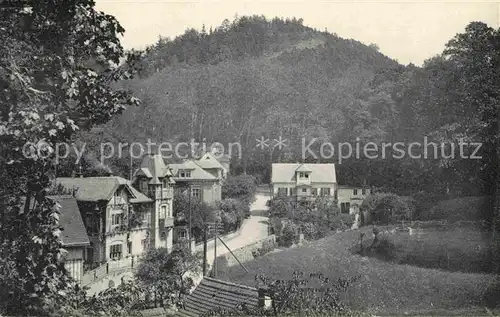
[73,17,497,199]
[85,16,400,172]
[134,15,395,76]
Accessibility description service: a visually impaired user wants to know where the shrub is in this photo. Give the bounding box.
[329,213,355,231]
[252,240,276,259]
[268,197,294,218]
[361,193,411,224]
[278,223,299,247]
[217,198,245,232]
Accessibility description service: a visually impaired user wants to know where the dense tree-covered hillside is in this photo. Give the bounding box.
[69,17,498,207]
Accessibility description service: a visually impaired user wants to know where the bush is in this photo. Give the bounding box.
[268,197,294,218]
[361,193,411,224]
[329,213,355,231]
[252,240,276,259]
[217,198,245,232]
[278,223,299,247]
[222,174,257,204]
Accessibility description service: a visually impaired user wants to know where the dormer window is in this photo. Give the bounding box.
[140,179,148,193]
[298,172,309,179]
[179,170,191,178]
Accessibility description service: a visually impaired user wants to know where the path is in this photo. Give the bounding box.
[188,192,270,285]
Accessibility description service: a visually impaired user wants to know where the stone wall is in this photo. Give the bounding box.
[214,235,276,272]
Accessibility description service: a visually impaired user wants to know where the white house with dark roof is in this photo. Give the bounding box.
[271,163,337,204]
[57,176,156,268]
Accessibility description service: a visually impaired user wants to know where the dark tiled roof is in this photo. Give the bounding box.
[177,277,260,317]
[57,177,152,203]
[170,160,217,181]
[48,195,90,247]
[135,153,175,185]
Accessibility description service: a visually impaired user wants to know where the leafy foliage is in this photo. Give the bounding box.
[222,174,257,217]
[0,1,140,315]
[361,193,412,224]
[173,190,216,241]
[217,198,246,232]
[135,246,202,308]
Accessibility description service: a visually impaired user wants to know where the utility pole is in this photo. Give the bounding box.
[213,218,218,278]
[203,226,207,276]
[188,185,192,252]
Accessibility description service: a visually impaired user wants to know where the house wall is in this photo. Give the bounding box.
[337,188,370,214]
[271,182,336,198]
[64,247,85,283]
[204,168,222,180]
[153,194,174,250]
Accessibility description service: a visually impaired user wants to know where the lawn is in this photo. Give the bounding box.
[418,196,485,221]
[218,227,500,315]
[356,224,492,274]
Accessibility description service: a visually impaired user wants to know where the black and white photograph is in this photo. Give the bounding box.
[0,0,500,316]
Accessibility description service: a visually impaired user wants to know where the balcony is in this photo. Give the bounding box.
[162,188,174,199]
[158,217,174,228]
[296,178,311,186]
[148,188,174,199]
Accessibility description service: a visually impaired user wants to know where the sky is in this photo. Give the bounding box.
[95,0,499,66]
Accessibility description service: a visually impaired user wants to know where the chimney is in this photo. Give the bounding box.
[76,164,84,178]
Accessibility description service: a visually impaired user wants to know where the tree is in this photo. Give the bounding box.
[222,174,257,217]
[135,246,202,308]
[440,22,500,272]
[361,193,411,224]
[0,1,140,315]
[173,191,215,242]
[217,198,245,232]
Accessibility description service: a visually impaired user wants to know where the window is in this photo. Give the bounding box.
[299,172,304,178]
[320,188,331,196]
[113,190,120,203]
[191,187,201,199]
[341,202,351,214]
[179,170,191,178]
[110,244,122,260]
[301,188,307,193]
[362,188,366,195]
[160,231,166,240]
[111,213,124,226]
[159,205,166,219]
[304,173,309,179]
[353,189,358,195]
[127,241,132,254]
[166,203,171,217]
[277,188,287,196]
[140,180,148,193]
[311,188,318,196]
[290,188,296,196]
